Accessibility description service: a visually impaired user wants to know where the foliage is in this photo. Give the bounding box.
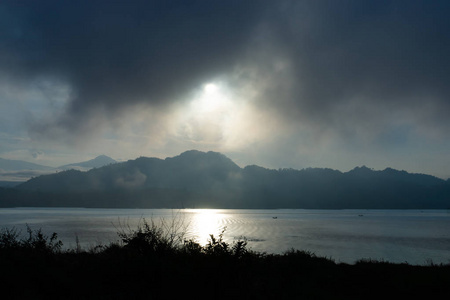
[1,221,450,299]
[0,225,62,253]
[116,217,187,255]
[113,218,253,260]
[203,228,251,259]
[0,227,21,249]
[204,228,230,256]
[23,225,63,253]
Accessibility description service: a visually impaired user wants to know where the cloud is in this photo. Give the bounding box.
[1,0,268,139]
[31,150,44,159]
[114,168,147,189]
[1,0,450,176]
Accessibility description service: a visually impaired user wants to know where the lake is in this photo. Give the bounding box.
[1,208,449,265]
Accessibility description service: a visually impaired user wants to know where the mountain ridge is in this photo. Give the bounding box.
[5,150,449,209]
[0,158,53,171]
[58,155,117,170]
[0,155,117,184]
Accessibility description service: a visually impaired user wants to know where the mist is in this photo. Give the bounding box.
[1,0,450,177]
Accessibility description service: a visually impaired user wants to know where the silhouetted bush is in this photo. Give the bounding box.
[1,221,449,299]
[0,227,21,250]
[0,225,62,254]
[115,217,188,256]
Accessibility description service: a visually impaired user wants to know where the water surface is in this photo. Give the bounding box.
[1,208,449,265]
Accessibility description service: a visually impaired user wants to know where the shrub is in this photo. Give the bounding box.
[22,225,63,253]
[203,228,252,259]
[116,218,186,255]
[0,227,21,250]
[182,238,203,256]
[204,228,230,256]
[0,225,62,254]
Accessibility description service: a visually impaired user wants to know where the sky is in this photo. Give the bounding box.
[1,0,450,179]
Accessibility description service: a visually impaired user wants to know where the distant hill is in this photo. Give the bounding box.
[58,155,117,170]
[0,155,116,184]
[2,150,450,209]
[0,181,23,188]
[0,158,54,184]
[0,158,52,171]
[18,150,239,192]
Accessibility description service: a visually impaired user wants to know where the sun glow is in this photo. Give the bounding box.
[176,82,237,144]
[196,82,230,113]
[172,79,268,152]
[204,83,218,93]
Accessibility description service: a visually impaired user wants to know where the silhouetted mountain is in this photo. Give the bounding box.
[0,158,52,171]
[0,158,55,184]
[4,150,450,208]
[0,155,117,183]
[58,155,116,170]
[0,181,23,188]
[18,151,239,193]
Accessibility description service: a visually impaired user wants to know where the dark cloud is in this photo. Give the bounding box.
[2,0,450,145]
[269,0,450,134]
[1,0,268,135]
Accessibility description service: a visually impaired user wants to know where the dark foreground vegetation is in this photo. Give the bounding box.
[1,221,449,300]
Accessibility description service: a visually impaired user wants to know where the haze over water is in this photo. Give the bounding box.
[1,208,449,265]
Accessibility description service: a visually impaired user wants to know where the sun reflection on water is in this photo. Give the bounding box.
[186,209,227,246]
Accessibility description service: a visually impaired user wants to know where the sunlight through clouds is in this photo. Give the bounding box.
[171,77,279,154]
[176,81,242,145]
[2,1,450,178]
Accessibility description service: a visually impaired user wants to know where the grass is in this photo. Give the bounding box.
[1,220,449,299]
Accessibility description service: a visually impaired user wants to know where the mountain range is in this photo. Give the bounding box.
[1,150,449,208]
[0,158,54,172]
[0,155,116,184]
[57,155,117,170]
